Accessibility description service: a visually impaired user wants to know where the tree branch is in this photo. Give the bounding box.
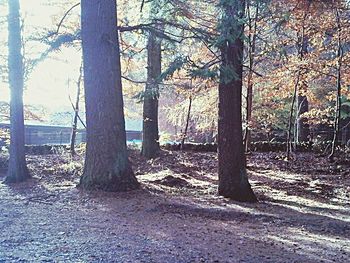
[51,2,80,37]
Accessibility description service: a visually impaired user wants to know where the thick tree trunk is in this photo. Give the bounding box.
[70,63,83,156]
[218,0,256,202]
[79,0,139,191]
[141,30,161,159]
[5,0,29,183]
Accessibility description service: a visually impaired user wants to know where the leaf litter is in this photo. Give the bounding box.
[0,149,349,262]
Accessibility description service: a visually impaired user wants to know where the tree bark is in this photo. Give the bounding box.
[141,29,161,159]
[5,0,30,183]
[79,0,139,191]
[218,0,256,202]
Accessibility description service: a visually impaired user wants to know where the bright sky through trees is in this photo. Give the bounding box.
[0,0,81,110]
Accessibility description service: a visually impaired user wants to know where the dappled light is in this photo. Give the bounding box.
[1,149,349,261]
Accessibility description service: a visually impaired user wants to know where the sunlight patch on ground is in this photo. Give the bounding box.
[41,180,76,191]
[139,169,213,189]
[195,170,217,182]
[139,169,174,181]
[181,198,278,219]
[250,169,303,183]
[250,166,350,223]
[331,188,350,206]
[291,228,350,254]
[261,185,350,222]
[267,227,350,263]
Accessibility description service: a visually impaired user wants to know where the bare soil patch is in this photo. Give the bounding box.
[0,150,349,262]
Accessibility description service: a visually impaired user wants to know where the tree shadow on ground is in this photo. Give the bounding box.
[261,197,350,217]
[151,198,350,239]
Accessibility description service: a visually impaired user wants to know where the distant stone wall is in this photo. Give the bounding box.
[0,123,142,146]
[24,125,79,145]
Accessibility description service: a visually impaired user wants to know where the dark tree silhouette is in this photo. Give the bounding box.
[141,30,161,159]
[217,0,257,202]
[79,0,139,191]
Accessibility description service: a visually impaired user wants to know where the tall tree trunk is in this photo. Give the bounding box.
[181,95,192,150]
[5,0,29,183]
[79,0,139,191]
[244,0,258,152]
[287,5,309,159]
[141,29,161,159]
[70,62,83,156]
[218,0,256,202]
[287,71,300,160]
[329,8,343,161]
[296,36,310,144]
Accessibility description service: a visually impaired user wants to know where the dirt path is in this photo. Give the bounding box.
[0,151,349,262]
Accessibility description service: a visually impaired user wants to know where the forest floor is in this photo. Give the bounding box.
[0,149,349,263]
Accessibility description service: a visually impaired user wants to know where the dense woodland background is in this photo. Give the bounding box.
[1,0,350,147]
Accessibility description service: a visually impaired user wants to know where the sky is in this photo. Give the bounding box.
[0,0,143,129]
[0,0,82,111]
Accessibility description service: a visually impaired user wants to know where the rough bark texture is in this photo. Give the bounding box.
[141,30,161,159]
[5,0,30,184]
[79,0,139,191]
[218,0,257,202]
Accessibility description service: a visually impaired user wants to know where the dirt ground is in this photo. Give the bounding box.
[0,150,349,263]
